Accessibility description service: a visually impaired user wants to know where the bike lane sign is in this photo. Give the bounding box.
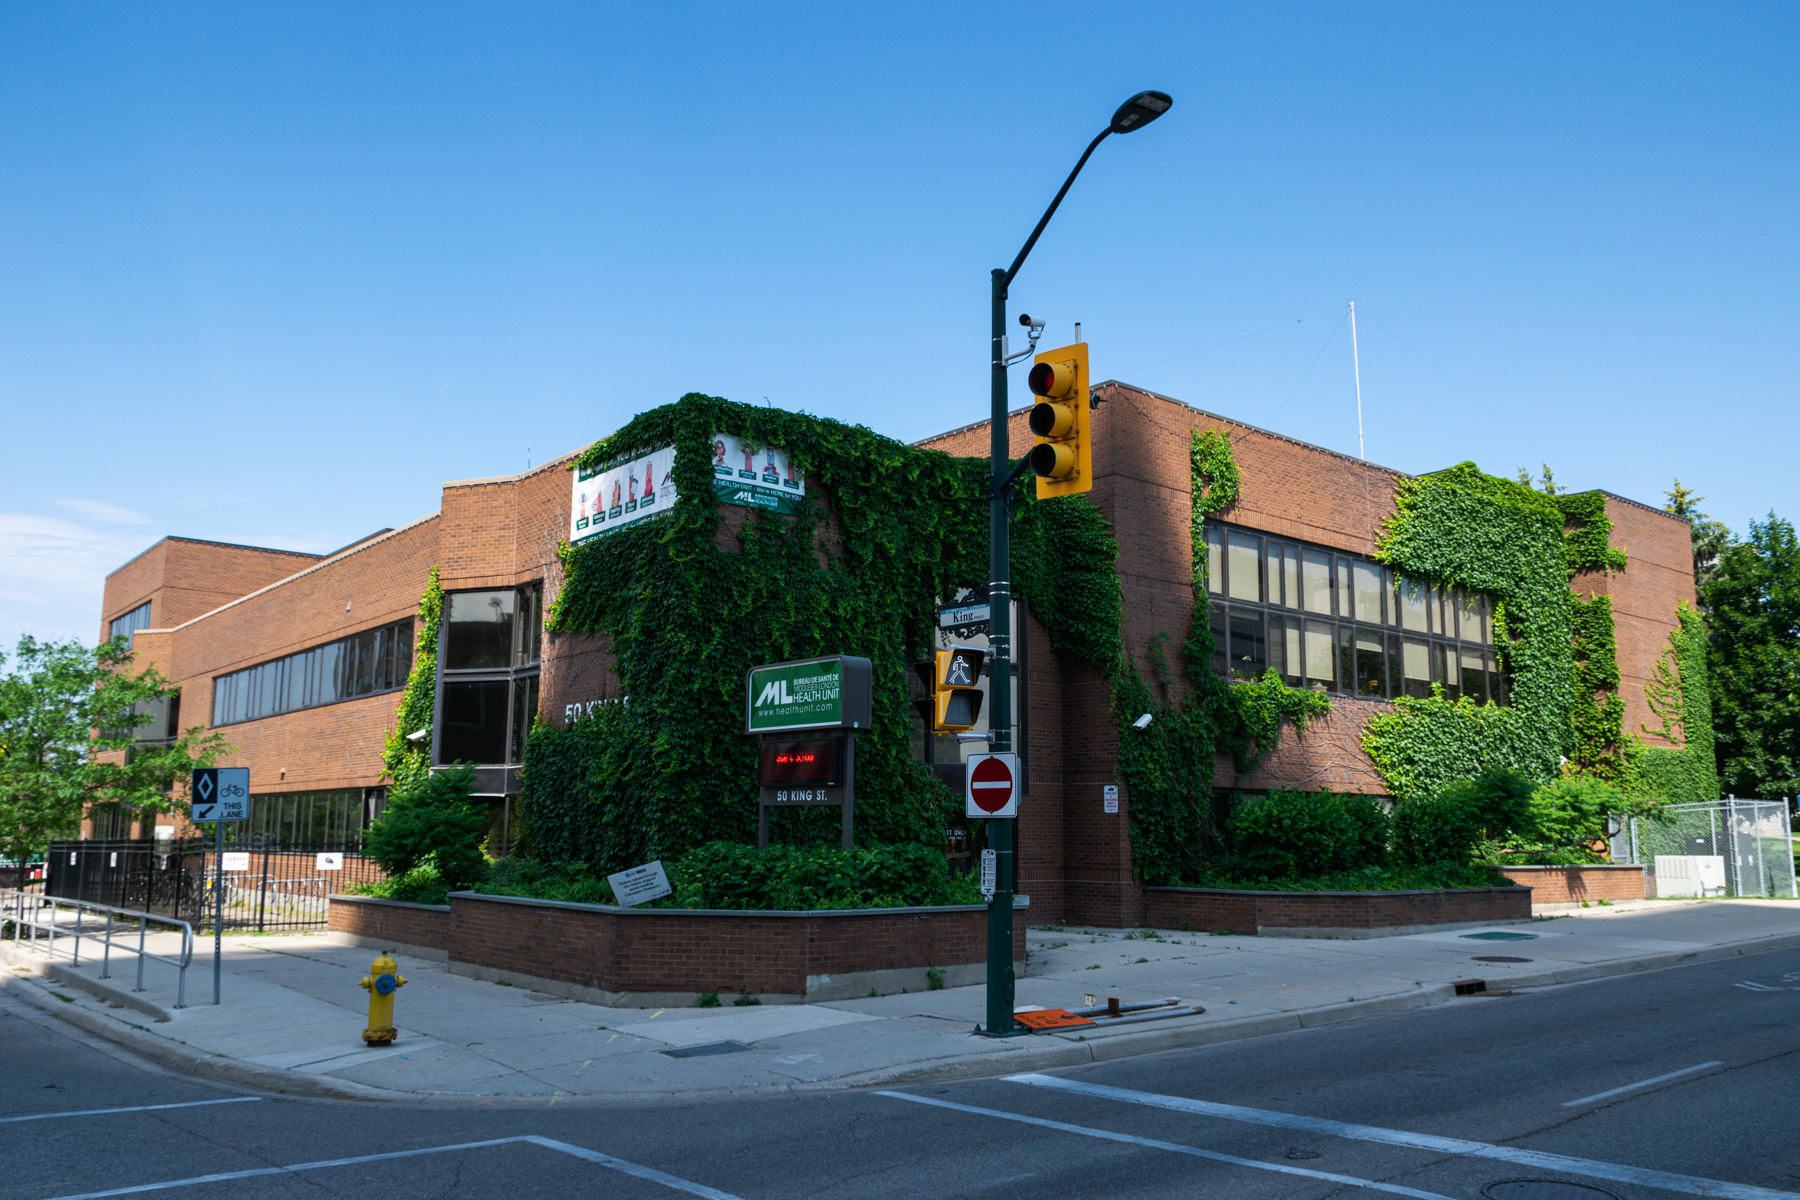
[190,768,250,822]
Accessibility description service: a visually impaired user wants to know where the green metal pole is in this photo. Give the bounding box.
[984,267,1016,1037]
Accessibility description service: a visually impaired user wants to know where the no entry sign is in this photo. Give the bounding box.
[965,752,1018,818]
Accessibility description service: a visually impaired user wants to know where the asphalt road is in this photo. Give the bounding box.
[4,944,1798,1200]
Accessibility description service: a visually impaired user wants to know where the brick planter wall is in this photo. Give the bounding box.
[327,892,1026,1003]
[1143,885,1532,938]
[328,894,454,960]
[1492,864,1644,906]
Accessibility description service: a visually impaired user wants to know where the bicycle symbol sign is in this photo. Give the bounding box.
[190,767,250,822]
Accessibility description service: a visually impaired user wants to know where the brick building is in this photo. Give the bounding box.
[95,381,1695,926]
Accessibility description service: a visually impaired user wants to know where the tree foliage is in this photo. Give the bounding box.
[0,635,228,879]
[1702,514,1800,798]
[364,764,488,887]
[1665,480,1733,595]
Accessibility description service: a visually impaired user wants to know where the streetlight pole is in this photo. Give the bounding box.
[982,91,1171,1038]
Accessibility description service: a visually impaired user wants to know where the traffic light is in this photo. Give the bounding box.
[1027,341,1091,498]
[914,647,987,733]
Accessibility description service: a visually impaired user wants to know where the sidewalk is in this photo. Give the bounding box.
[4,898,1797,1103]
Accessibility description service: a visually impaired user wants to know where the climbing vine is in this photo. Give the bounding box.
[1113,427,1330,885]
[1363,465,1629,799]
[525,393,1120,876]
[381,565,443,795]
[1632,603,1719,805]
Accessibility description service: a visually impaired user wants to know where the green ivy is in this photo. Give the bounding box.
[1632,603,1719,804]
[381,566,443,795]
[526,393,1120,876]
[1113,431,1330,885]
[1364,465,1605,798]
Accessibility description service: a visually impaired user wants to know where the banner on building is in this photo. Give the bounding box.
[569,433,807,546]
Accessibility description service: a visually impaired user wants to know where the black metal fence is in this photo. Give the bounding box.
[44,839,386,931]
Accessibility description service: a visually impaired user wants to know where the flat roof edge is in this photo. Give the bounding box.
[105,535,323,581]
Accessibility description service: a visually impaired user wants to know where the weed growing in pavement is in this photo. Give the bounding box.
[1134,958,1149,964]
[696,991,721,1008]
[733,987,760,1006]
[927,968,945,991]
[1086,964,1101,970]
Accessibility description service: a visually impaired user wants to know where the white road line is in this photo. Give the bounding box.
[1006,1074,1800,1200]
[0,1097,259,1124]
[32,1134,743,1200]
[877,1091,1456,1199]
[1562,1061,1723,1107]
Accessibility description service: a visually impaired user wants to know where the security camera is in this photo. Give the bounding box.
[406,728,429,742]
[1018,313,1047,329]
[1132,712,1154,730]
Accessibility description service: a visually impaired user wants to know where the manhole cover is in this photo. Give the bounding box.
[1462,931,1538,941]
[660,1041,752,1058]
[1481,1181,1621,1199]
[1473,955,1534,963]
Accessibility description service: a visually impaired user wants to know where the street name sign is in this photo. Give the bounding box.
[190,768,250,823]
[966,752,1018,818]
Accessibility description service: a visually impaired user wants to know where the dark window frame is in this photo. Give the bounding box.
[210,619,414,727]
[1204,520,1505,704]
[431,583,544,773]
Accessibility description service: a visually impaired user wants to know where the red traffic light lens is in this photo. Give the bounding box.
[1028,362,1055,396]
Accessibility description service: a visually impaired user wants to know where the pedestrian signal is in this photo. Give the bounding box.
[914,647,987,733]
[1027,341,1090,498]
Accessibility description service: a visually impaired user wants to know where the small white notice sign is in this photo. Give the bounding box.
[222,852,251,871]
[316,852,344,871]
[608,860,673,907]
[1103,784,1119,814]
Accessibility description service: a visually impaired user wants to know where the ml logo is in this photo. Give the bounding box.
[757,680,793,707]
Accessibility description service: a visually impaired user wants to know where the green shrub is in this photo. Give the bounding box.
[1529,774,1628,849]
[349,858,452,906]
[1393,769,1535,866]
[476,857,615,905]
[670,841,978,910]
[364,765,488,888]
[1182,862,1512,892]
[1228,789,1389,878]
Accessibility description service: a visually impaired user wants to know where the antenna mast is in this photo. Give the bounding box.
[1349,301,1365,460]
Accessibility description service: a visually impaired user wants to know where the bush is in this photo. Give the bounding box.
[1182,862,1513,892]
[364,765,489,888]
[1393,769,1535,866]
[1529,774,1629,850]
[350,858,452,906]
[476,841,979,911]
[1228,790,1389,878]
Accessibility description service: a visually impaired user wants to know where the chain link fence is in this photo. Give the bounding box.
[1611,798,1798,899]
[45,838,386,931]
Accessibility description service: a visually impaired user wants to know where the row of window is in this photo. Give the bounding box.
[219,789,377,848]
[1203,525,1491,642]
[211,620,414,727]
[109,601,152,643]
[1209,605,1507,703]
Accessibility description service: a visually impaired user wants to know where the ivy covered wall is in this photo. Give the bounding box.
[522,393,1121,875]
[1634,603,1720,805]
[1363,465,1628,799]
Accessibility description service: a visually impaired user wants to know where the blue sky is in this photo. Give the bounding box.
[3,3,1795,648]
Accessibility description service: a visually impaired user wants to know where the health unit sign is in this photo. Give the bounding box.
[569,433,805,545]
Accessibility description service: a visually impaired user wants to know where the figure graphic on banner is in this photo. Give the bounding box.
[611,480,622,511]
[642,463,655,504]
[713,439,728,471]
[763,448,778,480]
[742,443,756,475]
[786,458,798,486]
[578,492,588,520]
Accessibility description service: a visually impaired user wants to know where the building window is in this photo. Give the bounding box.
[211,619,413,727]
[434,584,542,769]
[229,789,372,847]
[1204,521,1505,703]
[109,602,152,643]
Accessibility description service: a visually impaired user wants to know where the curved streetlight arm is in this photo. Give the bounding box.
[1000,126,1111,291]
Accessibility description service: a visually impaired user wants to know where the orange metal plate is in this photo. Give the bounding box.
[1012,1009,1095,1031]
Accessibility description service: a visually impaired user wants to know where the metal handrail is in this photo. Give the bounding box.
[2,888,194,1008]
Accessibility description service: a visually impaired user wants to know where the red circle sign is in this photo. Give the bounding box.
[969,756,1015,813]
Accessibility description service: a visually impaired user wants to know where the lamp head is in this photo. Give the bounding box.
[1110,91,1172,134]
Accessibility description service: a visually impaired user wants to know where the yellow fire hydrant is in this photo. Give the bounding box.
[357,953,407,1046]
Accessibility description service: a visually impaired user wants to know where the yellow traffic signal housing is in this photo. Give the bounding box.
[1028,341,1091,498]
[912,647,986,733]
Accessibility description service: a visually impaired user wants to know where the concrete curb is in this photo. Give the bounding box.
[0,939,174,1022]
[0,971,419,1104]
[10,925,1800,1103]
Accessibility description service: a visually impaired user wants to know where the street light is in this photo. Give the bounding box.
[980,90,1172,1038]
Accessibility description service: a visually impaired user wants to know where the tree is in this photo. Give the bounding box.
[1665,480,1732,593]
[0,635,230,887]
[1702,515,1800,798]
[363,765,488,889]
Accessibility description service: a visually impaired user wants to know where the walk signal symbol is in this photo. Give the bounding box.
[914,647,986,733]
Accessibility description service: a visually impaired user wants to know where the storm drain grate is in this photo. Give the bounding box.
[1472,955,1534,963]
[660,1041,752,1058]
[1462,931,1538,941]
[1481,1181,1621,1199]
